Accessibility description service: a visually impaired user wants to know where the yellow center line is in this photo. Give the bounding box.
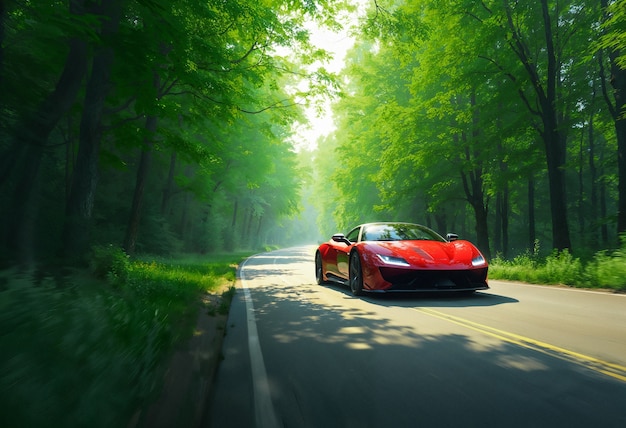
[414,307,626,383]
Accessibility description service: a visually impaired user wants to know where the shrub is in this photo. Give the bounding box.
[0,275,167,428]
[542,249,583,286]
[489,243,541,283]
[585,240,626,290]
[0,253,243,427]
[89,244,130,284]
[490,240,626,292]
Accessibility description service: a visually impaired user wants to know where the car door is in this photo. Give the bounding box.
[336,226,360,277]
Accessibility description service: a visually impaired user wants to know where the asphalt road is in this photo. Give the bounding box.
[205,246,626,428]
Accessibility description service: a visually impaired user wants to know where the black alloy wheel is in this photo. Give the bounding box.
[315,251,326,285]
[349,251,364,296]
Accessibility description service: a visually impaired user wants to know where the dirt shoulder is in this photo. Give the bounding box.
[133,290,231,428]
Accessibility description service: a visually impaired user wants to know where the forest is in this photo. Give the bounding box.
[0,0,343,265]
[1,0,626,265]
[3,2,626,425]
[313,0,626,261]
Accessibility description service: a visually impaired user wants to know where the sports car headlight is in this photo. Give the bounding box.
[472,255,486,267]
[377,254,410,267]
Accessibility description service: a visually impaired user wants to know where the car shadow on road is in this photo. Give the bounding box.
[322,283,518,308]
[225,278,626,428]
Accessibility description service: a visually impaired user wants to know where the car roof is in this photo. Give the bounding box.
[358,222,425,227]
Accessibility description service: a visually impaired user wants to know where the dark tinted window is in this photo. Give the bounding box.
[362,223,445,242]
[345,227,361,242]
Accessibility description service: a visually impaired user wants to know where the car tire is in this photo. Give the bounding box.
[349,251,364,296]
[315,251,327,285]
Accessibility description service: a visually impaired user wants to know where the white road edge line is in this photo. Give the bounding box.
[489,279,626,296]
[240,256,281,428]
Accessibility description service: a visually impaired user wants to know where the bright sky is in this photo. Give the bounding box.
[290,2,367,152]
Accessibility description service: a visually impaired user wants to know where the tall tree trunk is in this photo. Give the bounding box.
[0,0,6,91]
[244,207,254,248]
[598,141,609,246]
[502,184,510,258]
[4,0,88,262]
[232,199,239,227]
[461,167,491,259]
[123,115,158,255]
[494,113,509,257]
[433,212,447,234]
[605,87,626,241]
[539,0,571,250]
[62,0,121,261]
[256,215,263,248]
[600,0,626,240]
[123,37,173,254]
[578,127,585,243]
[500,187,510,258]
[502,0,571,251]
[588,89,599,248]
[495,139,509,257]
[6,143,44,263]
[161,152,176,215]
[494,194,502,255]
[460,159,491,259]
[600,172,609,246]
[528,177,536,251]
[459,93,491,259]
[1,0,87,186]
[179,192,190,240]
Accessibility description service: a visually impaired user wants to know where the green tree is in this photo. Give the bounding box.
[1,0,347,263]
[1,0,92,262]
[598,0,626,239]
[318,0,618,256]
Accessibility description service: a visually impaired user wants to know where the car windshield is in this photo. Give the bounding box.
[361,223,445,242]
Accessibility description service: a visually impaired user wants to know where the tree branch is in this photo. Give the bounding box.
[598,50,617,119]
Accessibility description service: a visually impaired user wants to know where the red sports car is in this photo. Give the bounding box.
[315,222,489,296]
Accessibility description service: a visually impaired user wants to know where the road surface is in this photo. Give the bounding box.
[206,246,626,428]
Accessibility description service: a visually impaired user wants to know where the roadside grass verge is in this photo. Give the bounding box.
[0,246,251,428]
[489,240,626,292]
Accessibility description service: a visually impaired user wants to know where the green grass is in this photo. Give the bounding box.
[0,247,251,428]
[489,240,626,292]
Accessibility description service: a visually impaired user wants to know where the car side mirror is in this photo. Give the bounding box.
[446,233,459,242]
[331,233,351,245]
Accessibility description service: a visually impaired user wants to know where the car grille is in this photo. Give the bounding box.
[379,267,488,291]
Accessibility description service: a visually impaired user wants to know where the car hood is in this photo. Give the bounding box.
[369,240,483,267]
